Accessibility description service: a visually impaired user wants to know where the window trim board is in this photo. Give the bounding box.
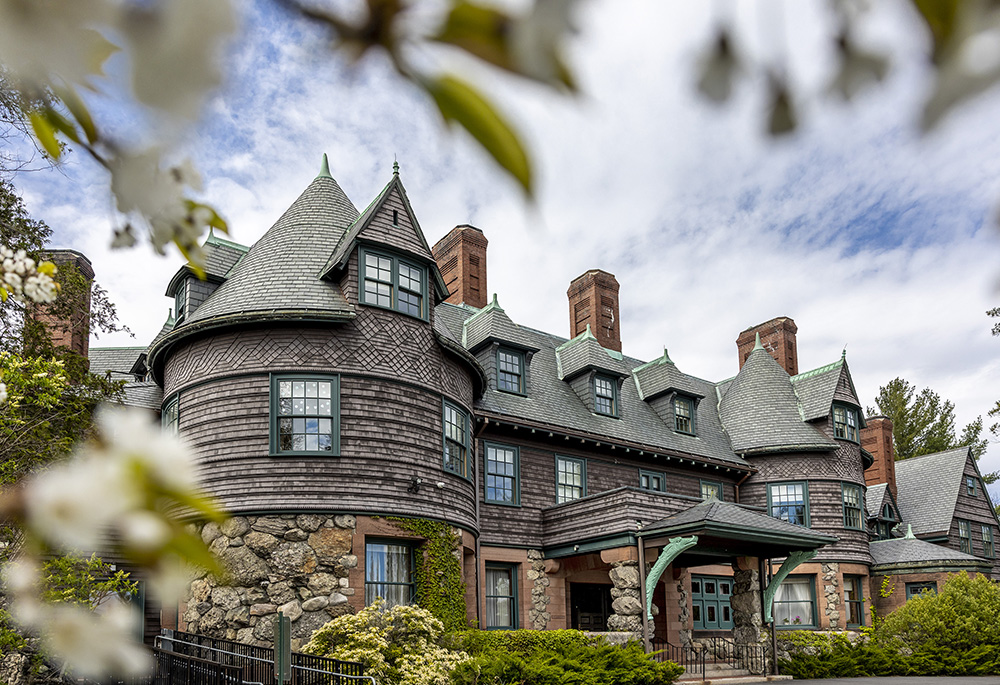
[555,455,587,504]
[357,245,429,320]
[269,373,341,457]
[483,441,520,506]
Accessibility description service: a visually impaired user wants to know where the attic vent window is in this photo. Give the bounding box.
[392,209,399,225]
[833,405,859,442]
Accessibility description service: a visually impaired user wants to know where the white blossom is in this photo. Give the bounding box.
[0,382,7,405]
[44,603,151,678]
[509,0,578,85]
[120,511,172,552]
[96,406,197,491]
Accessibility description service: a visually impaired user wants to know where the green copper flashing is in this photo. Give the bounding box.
[393,159,400,176]
[753,332,764,351]
[904,524,916,540]
[633,347,675,373]
[554,322,597,354]
[763,549,816,623]
[204,230,249,252]
[645,536,698,620]
[317,153,332,179]
[790,358,844,381]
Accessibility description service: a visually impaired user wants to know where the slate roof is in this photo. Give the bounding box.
[866,482,888,517]
[894,447,971,536]
[718,344,837,454]
[89,347,145,379]
[642,498,838,546]
[121,381,163,411]
[870,536,990,569]
[437,302,749,467]
[555,326,630,380]
[462,296,535,352]
[633,349,706,400]
[184,169,360,325]
[791,359,845,421]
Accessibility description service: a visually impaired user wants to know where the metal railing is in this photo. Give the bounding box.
[160,631,371,685]
[152,647,245,685]
[699,636,767,675]
[650,640,705,681]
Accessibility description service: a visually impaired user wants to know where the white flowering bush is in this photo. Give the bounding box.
[302,599,470,685]
[0,405,224,678]
[0,247,58,305]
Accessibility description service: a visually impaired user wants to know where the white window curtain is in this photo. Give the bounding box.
[365,543,411,608]
[774,578,813,626]
[486,567,514,628]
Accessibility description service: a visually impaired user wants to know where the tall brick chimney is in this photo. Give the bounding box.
[567,269,621,352]
[862,416,897,500]
[736,317,798,376]
[34,249,94,360]
[432,225,488,309]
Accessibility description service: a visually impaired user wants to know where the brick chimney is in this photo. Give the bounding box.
[567,269,621,352]
[736,316,798,376]
[432,225,488,309]
[34,249,94,360]
[862,416,897,500]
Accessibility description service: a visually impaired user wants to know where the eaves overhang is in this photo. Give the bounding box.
[871,558,992,575]
[638,520,838,551]
[146,309,356,384]
[324,236,450,302]
[434,330,487,398]
[737,443,839,457]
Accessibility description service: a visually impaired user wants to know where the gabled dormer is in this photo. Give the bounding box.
[791,351,868,448]
[462,295,538,395]
[321,161,448,321]
[164,230,248,325]
[632,348,706,435]
[866,482,902,540]
[555,324,629,417]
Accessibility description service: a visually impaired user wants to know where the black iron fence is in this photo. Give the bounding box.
[152,647,244,685]
[650,640,705,681]
[698,636,767,675]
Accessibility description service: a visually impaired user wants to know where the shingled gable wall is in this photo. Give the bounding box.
[737,316,798,376]
[432,224,488,309]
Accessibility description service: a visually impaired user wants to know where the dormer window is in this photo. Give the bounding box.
[674,395,695,434]
[833,405,859,441]
[877,503,896,540]
[360,248,426,319]
[174,282,186,323]
[497,347,525,394]
[594,374,618,417]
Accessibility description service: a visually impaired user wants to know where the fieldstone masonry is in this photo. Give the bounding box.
[822,562,841,629]
[185,514,358,648]
[730,562,762,645]
[607,560,645,633]
[676,575,692,649]
[526,549,551,630]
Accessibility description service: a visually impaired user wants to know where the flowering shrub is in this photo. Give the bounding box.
[0,247,58,304]
[302,599,470,685]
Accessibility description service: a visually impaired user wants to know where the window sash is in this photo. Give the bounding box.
[361,249,425,318]
[174,286,186,321]
[834,406,858,441]
[773,577,815,628]
[485,565,517,629]
[497,349,524,393]
[594,376,616,416]
[967,476,976,496]
[162,396,179,435]
[443,403,469,478]
[485,444,518,505]
[844,576,864,627]
[959,520,972,553]
[273,376,337,454]
[982,525,994,558]
[640,470,665,492]
[842,484,863,529]
[365,542,414,608]
[905,582,936,600]
[674,396,693,433]
[701,481,721,501]
[556,457,585,503]
[769,483,808,526]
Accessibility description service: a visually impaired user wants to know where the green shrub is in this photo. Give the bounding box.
[450,637,683,685]
[0,609,27,655]
[302,599,469,685]
[453,629,595,656]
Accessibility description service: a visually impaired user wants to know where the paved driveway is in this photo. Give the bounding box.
[783,678,1000,685]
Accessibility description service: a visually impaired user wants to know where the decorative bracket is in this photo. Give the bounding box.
[644,535,698,620]
[762,549,817,624]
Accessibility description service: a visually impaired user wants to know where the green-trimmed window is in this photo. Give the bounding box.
[982,525,994,558]
[174,284,186,323]
[877,503,896,540]
[365,540,414,608]
[485,564,518,629]
[162,395,179,435]
[443,402,470,478]
[639,469,665,492]
[555,456,585,503]
[959,519,972,553]
[271,375,339,455]
[842,483,863,530]
[768,482,809,527]
[700,480,722,501]
[905,581,936,600]
[594,374,618,417]
[485,443,519,505]
[360,248,426,319]
[496,347,525,394]
[774,576,816,628]
[966,476,977,496]
[844,575,864,628]
[674,396,695,434]
[833,405,859,441]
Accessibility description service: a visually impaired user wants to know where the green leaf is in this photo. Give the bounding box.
[56,86,98,144]
[435,2,511,72]
[423,74,533,196]
[910,0,961,63]
[41,107,81,145]
[29,112,62,160]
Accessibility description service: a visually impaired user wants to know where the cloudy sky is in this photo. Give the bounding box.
[9,1,1000,496]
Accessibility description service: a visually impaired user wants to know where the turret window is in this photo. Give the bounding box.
[842,483,863,530]
[360,247,426,319]
[768,482,809,527]
[162,395,179,435]
[271,375,339,456]
[833,405,859,441]
[443,402,470,478]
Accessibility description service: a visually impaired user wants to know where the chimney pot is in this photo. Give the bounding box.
[432,225,488,309]
[567,269,621,352]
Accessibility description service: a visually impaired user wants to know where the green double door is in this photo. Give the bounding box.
[691,575,734,631]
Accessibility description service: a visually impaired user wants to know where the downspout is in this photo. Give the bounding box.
[733,465,753,504]
[768,559,778,676]
[473,418,487,628]
[636,525,650,653]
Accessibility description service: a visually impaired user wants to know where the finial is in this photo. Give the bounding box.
[318,153,332,179]
[753,332,763,351]
[904,524,915,540]
[393,158,400,176]
[842,345,848,359]
[491,293,498,307]
[662,347,673,364]
[583,323,596,340]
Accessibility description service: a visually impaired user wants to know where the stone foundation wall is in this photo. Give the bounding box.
[184,513,359,648]
[607,560,646,633]
[526,549,551,629]
[821,562,841,629]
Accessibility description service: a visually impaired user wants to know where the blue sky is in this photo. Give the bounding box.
[7,1,1000,496]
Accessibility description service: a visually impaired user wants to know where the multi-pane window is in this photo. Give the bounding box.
[361,249,425,318]
[877,503,896,540]
[485,444,519,505]
[674,396,695,434]
[966,476,977,496]
[639,470,665,492]
[365,541,414,608]
[773,576,815,628]
[905,582,936,600]
[959,519,972,554]
[594,375,618,416]
[497,348,525,394]
[485,564,517,629]
[982,525,994,558]
[555,456,585,503]
[174,284,186,322]
[844,575,864,627]
[842,484,863,530]
[443,403,469,478]
[162,396,179,435]
[273,376,337,454]
[833,406,859,441]
[701,481,722,501]
[768,482,808,526]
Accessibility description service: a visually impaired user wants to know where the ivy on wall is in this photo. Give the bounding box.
[385,517,468,632]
